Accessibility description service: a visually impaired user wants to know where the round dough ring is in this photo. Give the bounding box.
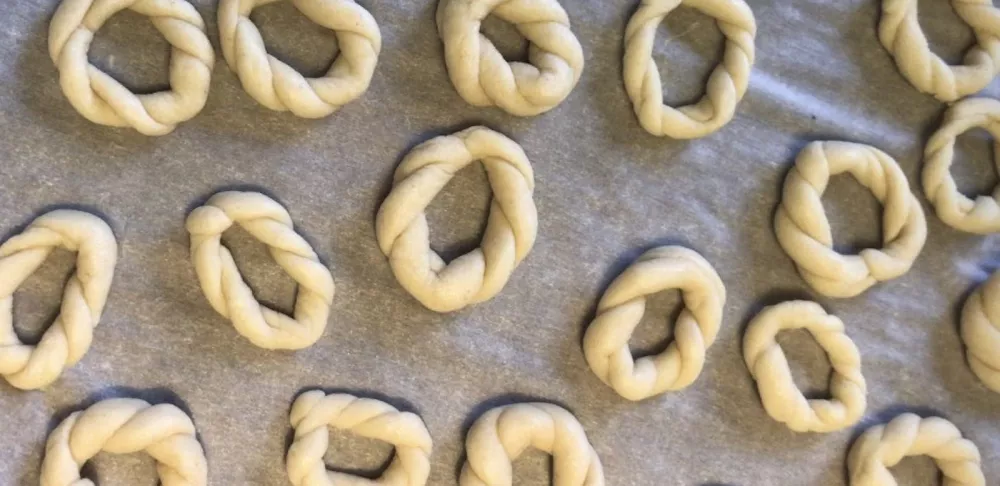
[960,269,1000,393]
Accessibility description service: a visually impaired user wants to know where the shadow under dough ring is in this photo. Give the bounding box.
[218,0,381,118]
[879,0,1000,102]
[375,126,537,313]
[623,0,756,139]
[436,0,585,116]
[186,191,335,350]
[960,269,1000,393]
[923,97,1000,234]
[774,141,927,298]
[582,246,726,401]
[743,301,866,433]
[0,210,116,390]
[287,391,433,486]
[48,0,214,135]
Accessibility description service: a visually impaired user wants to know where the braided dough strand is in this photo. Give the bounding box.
[624,0,756,138]
[960,269,1000,392]
[460,403,604,486]
[186,191,335,350]
[48,0,215,135]
[0,210,116,390]
[774,141,927,298]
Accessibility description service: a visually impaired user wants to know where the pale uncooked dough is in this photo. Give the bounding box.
[623,0,756,139]
[0,210,116,391]
[186,191,335,350]
[743,300,866,433]
[460,402,604,486]
[848,413,985,486]
[287,390,432,486]
[41,398,208,486]
[960,269,1000,393]
[218,0,381,118]
[582,246,725,401]
[436,0,584,116]
[48,0,214,135]
[774,141,927,298]
[923,97,1000,234]
[375,126,537,313]
[879,0,1000,102]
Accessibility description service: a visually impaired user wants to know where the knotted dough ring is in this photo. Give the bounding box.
[48,0,214,135]
[218,0,381,118]
[436,0,585,116]
[582,246,725,401]
[0,210,116,390]
[41,398,208,486]
[460,403,604,486]
[848,413,985,486]
[376,126,537,313]
[287,391,432,486]
[186,191,335,350]
[743,301,866,433]
[924,97,1000,234]
[879,0,1000,102]
[624,0,756,139]
[774,141,927,298]
[960,269,1000,393]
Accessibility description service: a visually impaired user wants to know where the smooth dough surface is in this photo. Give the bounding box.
[960,269,1000,393]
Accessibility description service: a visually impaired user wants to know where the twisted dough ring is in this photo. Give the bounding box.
[924,97,1000,234]
[48,0,214,135]
[436,0,585,116]
[960,269,1000,392]
[743,301,866,433]
[218,0,381,118]
[376,127,537,313]
[848,413,984,486]
[41,398,208,486]
[879,0,1000,102]
[287,391,433,486]
[774,141,927,298]
[0,210,116,390]
[460,403,604,486]
[186,191,335,350]
[624,0,756,139]
[582,246,725,401]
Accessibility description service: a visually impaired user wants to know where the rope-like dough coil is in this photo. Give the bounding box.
[960,269,1000,393]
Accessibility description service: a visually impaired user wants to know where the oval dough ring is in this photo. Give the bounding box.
[960,269,1000,393]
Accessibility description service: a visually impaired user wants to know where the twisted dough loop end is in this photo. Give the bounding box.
[437,0,584,116]
[375,126,537,313]
[186,191,335,350]
[624,0,756,138]
[0,210,116,390]
[774,141,927,298]
[879,0,1000,102]
[218,0,382,118]
[744,301,866,433]
[48,0,214,135]
[848,413,984,486]
[461,403,604,486]
[583,246,726,401]
[41,398,207,486]
[961,269,1000,393]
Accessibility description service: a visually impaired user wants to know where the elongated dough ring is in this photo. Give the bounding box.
[774,141,927,298]
[48,0,214,135]
[186,191,335,350]
[0,210,116,390]
[41,398,207,486]
[376,127,537,313]
[879,0,1000,102]
[744,301,866,433]
[924,97,1000,234]
[287,391,432,486]
[460,403,604,486]
[436,0,584,116]
[848,413,984,486]
[582,246,725,401]
[218,0,381,118]
[624,0,756,138]
[960,269,1000,392]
